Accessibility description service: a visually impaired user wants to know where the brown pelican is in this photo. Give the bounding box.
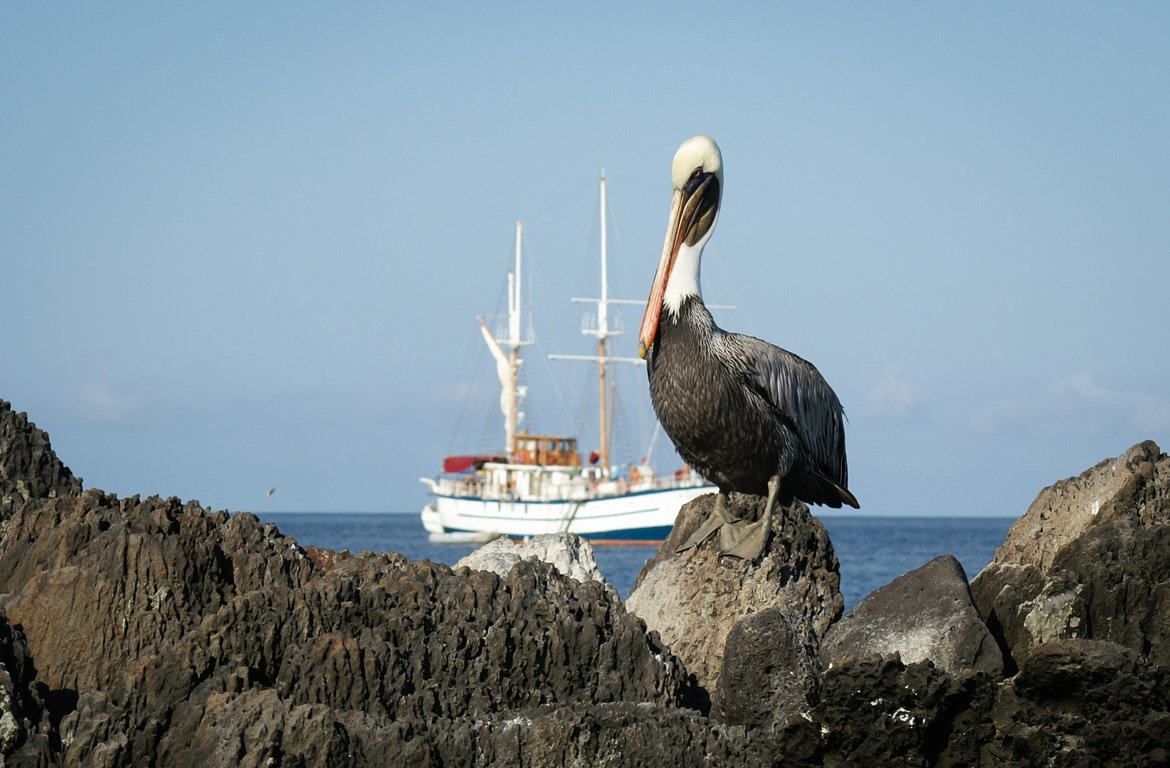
[637,135,859,560]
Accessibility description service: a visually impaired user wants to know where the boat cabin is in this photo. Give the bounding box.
[513,434,579,467]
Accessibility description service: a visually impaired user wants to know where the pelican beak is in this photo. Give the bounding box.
[638,174,716,358]
[638,188,684,359]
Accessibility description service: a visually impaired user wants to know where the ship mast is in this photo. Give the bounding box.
[595,171,614,469]
[550,170,643,472]
[477,220,530,460]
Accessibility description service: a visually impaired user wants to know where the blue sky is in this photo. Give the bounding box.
[3,4,1168,516]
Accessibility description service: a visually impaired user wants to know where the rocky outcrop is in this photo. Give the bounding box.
[456,532,609,590]
[59,547,711,763]
[971,441,1170,671]
[987,639,1170,766]
[0,609,53,764]
[2,397,1169,765]
[0,492,316,695]
[809,656,997,766]
[626,494,843,693]
[0,493,701,766]
[0,400,81,504]
[822,555,1003,676]
[986,440,1165,569]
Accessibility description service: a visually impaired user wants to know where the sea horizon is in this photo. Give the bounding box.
[258,511,1018,609]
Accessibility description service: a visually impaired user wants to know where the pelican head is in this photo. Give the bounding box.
[638,135,723,359]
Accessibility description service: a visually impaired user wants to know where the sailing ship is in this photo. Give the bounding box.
[420,171,713,544]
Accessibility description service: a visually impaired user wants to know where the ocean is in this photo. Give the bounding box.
[260,512,1016,610]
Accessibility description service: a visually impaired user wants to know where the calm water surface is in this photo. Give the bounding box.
[260,512,1015,610]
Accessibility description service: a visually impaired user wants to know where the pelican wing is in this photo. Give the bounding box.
[728,333,849,486]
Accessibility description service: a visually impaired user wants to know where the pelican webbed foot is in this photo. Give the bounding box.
[676,492,736,552]
[717,475,782,561]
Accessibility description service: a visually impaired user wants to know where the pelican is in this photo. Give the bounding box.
[638,135,859,560]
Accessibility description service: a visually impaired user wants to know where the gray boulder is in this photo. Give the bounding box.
[985,440,1163,570]
[971,441,1170,670]
[822,555,1003,676]
[456,532,609,590]
[809,638,1170,767]
[713,607,822,730]
[626,493,842,694]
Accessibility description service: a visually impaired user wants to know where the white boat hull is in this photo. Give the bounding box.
[423,484,711,543]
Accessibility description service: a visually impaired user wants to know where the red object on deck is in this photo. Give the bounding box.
[443,455,504,473]
[588,450,600,465]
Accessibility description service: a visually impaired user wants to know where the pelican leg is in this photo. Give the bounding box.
[720,474,781,560]
[676,492,737,552]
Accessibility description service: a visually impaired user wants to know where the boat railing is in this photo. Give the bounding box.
[428,468,710,501]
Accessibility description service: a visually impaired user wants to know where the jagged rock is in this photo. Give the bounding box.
[627,493,843,694]
[0,609,53,764]
[0,491,316,694]
[800,639,1170,767]
[51,529,698,765]
[972,441,1170,670]
[713,606,822,730]
[986,441,1165,570]
[0,399,82,504]
[985,639,1170,766]
[456,532,609,589]
[4,397,1169,765]
[811,656,996,767]
[127,702,769,768]
[822,555,1003,676]
[0,411,711,765]
[0,491,692,763]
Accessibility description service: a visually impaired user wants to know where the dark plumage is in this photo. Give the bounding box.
[648,295,856,510]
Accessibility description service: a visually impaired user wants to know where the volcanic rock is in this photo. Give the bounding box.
[985,639,1170,766]
[985,440,1165,569]
[971,441,1170,670]
[800,638,1170,767]
[4,396,1170,765]
[811,655,996,767]
[626,493,843,694]
[0,492,316,695]
[713,606,822,730]
[456,532,610,591]
[2,496,700,765]
[0,609,53,764]
[58,555,709,765]
[0,399,81,504]
[822,555,1003,676]
[123,702,767,768]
